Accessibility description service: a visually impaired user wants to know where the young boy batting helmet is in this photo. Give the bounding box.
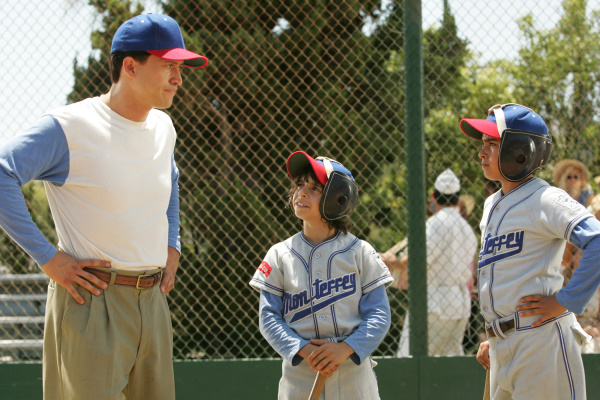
[286,151,359,221]
[460,103,553,182]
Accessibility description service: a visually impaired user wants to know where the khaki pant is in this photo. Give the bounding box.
[43,269,175,400]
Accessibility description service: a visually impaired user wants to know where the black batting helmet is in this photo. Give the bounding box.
[287,151,358,221]
[460,103,552,182]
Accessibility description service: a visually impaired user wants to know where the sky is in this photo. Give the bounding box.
[0,0,597,145]
[0,0,161,145]
[423,0,569,62]
[0,0,94,143]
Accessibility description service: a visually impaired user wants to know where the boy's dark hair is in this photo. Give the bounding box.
[109,51,151,84]
[287,166,353,234]
[433,189,460,206]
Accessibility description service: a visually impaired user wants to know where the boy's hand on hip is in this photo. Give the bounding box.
[41,250,111,305]
[516,293,566,328]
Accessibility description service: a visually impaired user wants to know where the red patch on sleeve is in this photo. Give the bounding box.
[258,261,272,278]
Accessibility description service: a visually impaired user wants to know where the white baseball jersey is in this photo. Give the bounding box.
[478,177,591,325]
[479,177,592,400]
[250,231,393,400]
[250,231,392,340]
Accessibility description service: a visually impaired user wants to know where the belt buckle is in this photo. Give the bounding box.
[136,274,151,290]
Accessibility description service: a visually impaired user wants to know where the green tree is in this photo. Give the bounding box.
[368,0,472,245]
[511,0,600,169]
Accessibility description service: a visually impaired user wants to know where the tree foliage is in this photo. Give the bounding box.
[510,0,600,167]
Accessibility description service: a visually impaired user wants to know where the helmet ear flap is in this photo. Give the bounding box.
[499,130,553,182]
[515,153,527,164]
[320,171,358,222]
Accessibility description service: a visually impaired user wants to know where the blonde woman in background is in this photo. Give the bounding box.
[554,159,595,273]
[553,159,594,207]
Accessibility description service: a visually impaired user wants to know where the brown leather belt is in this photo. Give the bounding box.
[486,319,515,338]
[85,268,163,289]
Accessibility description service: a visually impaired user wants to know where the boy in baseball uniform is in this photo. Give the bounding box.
[249,151,393,400]
[460,103,600,399]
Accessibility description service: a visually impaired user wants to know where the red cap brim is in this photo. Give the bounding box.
[148,49,209,68]
[460,118,500,140]
[286,151,328,186]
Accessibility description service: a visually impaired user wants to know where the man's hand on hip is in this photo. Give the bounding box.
[41,250,111,304]
[161,246,180,294]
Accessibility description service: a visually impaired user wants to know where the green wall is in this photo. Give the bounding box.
[2,355,600,399]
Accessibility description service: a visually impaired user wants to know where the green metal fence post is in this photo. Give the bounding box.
[403,0,427,357]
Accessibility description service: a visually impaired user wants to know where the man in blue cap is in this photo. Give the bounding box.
[460,103,600,399]
[0,13,207,399]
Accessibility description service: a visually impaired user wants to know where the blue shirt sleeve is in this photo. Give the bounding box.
[259,290,310,366]
[0,115,69,266]
[167,154,180,253]
[556,217,600,314]
[344,285,391,365]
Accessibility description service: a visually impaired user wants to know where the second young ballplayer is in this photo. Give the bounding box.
[249,151,393,399]
[461,103,600,400]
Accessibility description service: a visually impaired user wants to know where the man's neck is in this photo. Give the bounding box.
[101,86,151,123]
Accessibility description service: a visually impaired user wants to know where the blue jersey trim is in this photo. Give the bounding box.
[331,304,339,338]
[557,219,600,314]
[489,267,501,319]
[556,322,575,400]
[308,231,341,339]
[284,241,309,274]
[514,310,571,331]
[250,278,284,294]
[327,237,358,279]
[493,190,539,235]
[325,236,358,336]
[480,180,543,318]
[564,214,591,241]
[362,274,392,291]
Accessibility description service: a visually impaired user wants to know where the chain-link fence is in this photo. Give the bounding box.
[1,0,600,361]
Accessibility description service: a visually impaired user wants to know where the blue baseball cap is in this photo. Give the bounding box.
[286,151,354,186]
[460,103,548,140]
[111,13,208,69]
